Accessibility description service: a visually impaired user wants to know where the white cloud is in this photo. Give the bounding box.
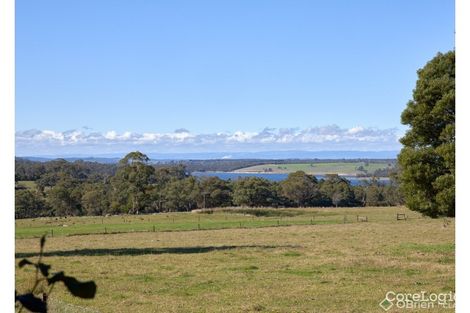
[347,126,364,134]
[227,131,257,142]
[15,125,402,155]
[104,131,117,140]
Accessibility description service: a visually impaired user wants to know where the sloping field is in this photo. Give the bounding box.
[233,162,392,175]
[15,206,454,312]
[16,207,418,239]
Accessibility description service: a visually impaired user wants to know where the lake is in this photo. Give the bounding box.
[191,171,390,186]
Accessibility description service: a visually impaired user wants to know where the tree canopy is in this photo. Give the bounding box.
[398,51,455,217]
[280,171,322,207]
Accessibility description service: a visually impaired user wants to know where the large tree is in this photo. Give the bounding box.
[398,51,455,217]
[47,176,82,216]
[319,174,355,207]
[198,176,232,208]
[81,182,110,216]
[280,171,322,207]
[111,151,155,214]
[232,177,278,207]
[162,176,200,212]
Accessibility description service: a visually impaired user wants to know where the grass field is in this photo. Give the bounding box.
[233,162,393,175]
[16,207,413,239]
[15,206,454,312]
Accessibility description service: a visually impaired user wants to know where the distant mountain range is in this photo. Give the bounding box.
[17,150,399,163]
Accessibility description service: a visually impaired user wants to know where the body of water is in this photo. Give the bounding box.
[191,171,390,186]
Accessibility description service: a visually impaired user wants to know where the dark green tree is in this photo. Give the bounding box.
[320,174,355,207]
[198,176,232,208]
[232,177,278,207]
[162,176,200,211]
[398,51,455,217]
[81,182,110,216]
[353,185,366,207]
[15,189,49,219]
[280,171,321,207]
[364,182,385,206]
[111,152,155,214]
[46,176,82,216]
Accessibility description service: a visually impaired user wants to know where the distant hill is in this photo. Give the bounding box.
[21,156,121,164]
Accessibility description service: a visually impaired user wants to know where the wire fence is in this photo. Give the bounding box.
[16,211,428,239]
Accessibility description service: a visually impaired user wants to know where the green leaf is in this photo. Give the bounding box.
[15,293,47,313]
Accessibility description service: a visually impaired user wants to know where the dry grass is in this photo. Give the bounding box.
[15,206,454,312]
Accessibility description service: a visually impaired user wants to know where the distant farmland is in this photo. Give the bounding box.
[234,161,393,176]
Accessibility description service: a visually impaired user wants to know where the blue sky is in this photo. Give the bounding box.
[16,0,454,155]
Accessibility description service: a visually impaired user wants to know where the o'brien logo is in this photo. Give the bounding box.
[379,291,455,311]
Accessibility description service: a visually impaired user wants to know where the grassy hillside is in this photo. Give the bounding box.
[234,161,393,175]
[16,206,417,239]
[15,206,454,312]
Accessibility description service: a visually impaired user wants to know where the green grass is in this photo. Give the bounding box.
[234,161,393,175]
[15,206,454,312]
[216,207,306,217]
[15,207,421,239]
[392,242,455,255]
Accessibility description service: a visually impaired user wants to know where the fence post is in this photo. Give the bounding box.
[51,229,53,237]
[153,225,155,232]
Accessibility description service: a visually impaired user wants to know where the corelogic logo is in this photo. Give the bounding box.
[379,298,393,311]
[379,291,455,311]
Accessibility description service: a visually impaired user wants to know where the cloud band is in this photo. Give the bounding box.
[15,125,402,156]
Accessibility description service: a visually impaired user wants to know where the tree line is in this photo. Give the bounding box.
[15,152,403,219]
[16,157,396,178]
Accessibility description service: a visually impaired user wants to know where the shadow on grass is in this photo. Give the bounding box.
[16,245,300,258]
